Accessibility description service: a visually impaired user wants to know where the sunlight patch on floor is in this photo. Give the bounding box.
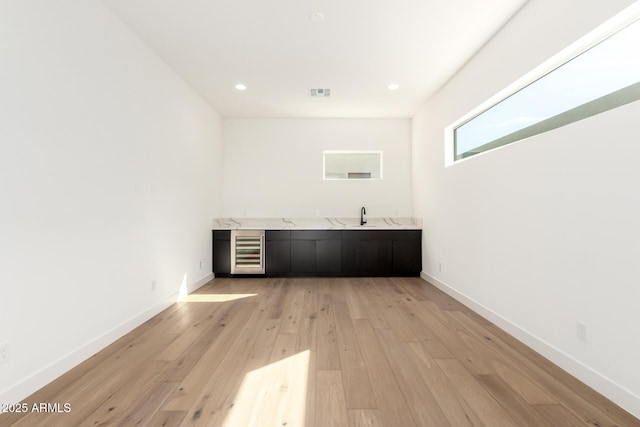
[223,350,310,427]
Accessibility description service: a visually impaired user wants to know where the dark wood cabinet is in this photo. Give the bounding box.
[290,240,316,273]
[290,230,341,275]
[392,231,422,275]
[367,239,394,274]
[342,231,394,275]
[214,228,421,277]
[316,239,342,273]
[266,230,291,276]
[341,230,421,276]
[212,230,231,275]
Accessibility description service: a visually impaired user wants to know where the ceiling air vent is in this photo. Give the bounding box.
[310,88,331,97]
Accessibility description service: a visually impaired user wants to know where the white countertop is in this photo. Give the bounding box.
[212,217,422,230]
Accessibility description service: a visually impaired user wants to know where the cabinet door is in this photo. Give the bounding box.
[290,240,316,273]
[213,235,231,274]
[266,230,290,276]
[392,240,421,275]
[341,239,367,274]
[342,237,392,275]
[266,240,290,275]
[392,231,422,275]
[366,240,393,275]
[316,240,341,273]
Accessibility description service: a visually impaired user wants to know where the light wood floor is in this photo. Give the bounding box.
[1,277,638,426]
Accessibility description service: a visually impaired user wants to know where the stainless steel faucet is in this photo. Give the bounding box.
[360,206,367,226]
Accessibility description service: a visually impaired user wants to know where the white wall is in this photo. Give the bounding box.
[0,0,223,403]
[412,0,640,416]
[223,118,412,218]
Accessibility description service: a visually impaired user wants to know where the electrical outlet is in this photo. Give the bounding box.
[199,260,202,270]
[315,209,320,217]
[438,261,443,271]
[151,280,157,291]
[0,342,9,365]
[577,322,587,342]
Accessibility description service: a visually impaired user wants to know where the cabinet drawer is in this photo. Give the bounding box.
[342,230,395,240]
[213,230,231,240]
[266,230,291,240]
[291,230,341,240]
[392,230,422,240]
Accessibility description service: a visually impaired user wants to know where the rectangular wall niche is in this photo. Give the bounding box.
[323,150,383,180]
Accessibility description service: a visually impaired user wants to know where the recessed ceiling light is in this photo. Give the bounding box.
[235,83,247,91]
[309,12,324,23]
[387,83,399,91]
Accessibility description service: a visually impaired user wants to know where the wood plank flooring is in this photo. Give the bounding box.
[1,277,638,426]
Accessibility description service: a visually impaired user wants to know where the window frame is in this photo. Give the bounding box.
[445,2,640,167]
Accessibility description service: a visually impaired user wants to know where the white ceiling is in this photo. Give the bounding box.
[101,0,528,118]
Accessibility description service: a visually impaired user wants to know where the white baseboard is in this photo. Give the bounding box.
[189,272,215,294]
[420,271,640,419]
[0,272,214,405]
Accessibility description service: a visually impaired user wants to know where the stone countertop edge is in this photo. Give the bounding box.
[212,217,422,230]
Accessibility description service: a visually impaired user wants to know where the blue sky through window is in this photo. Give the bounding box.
[455,18,640,156]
